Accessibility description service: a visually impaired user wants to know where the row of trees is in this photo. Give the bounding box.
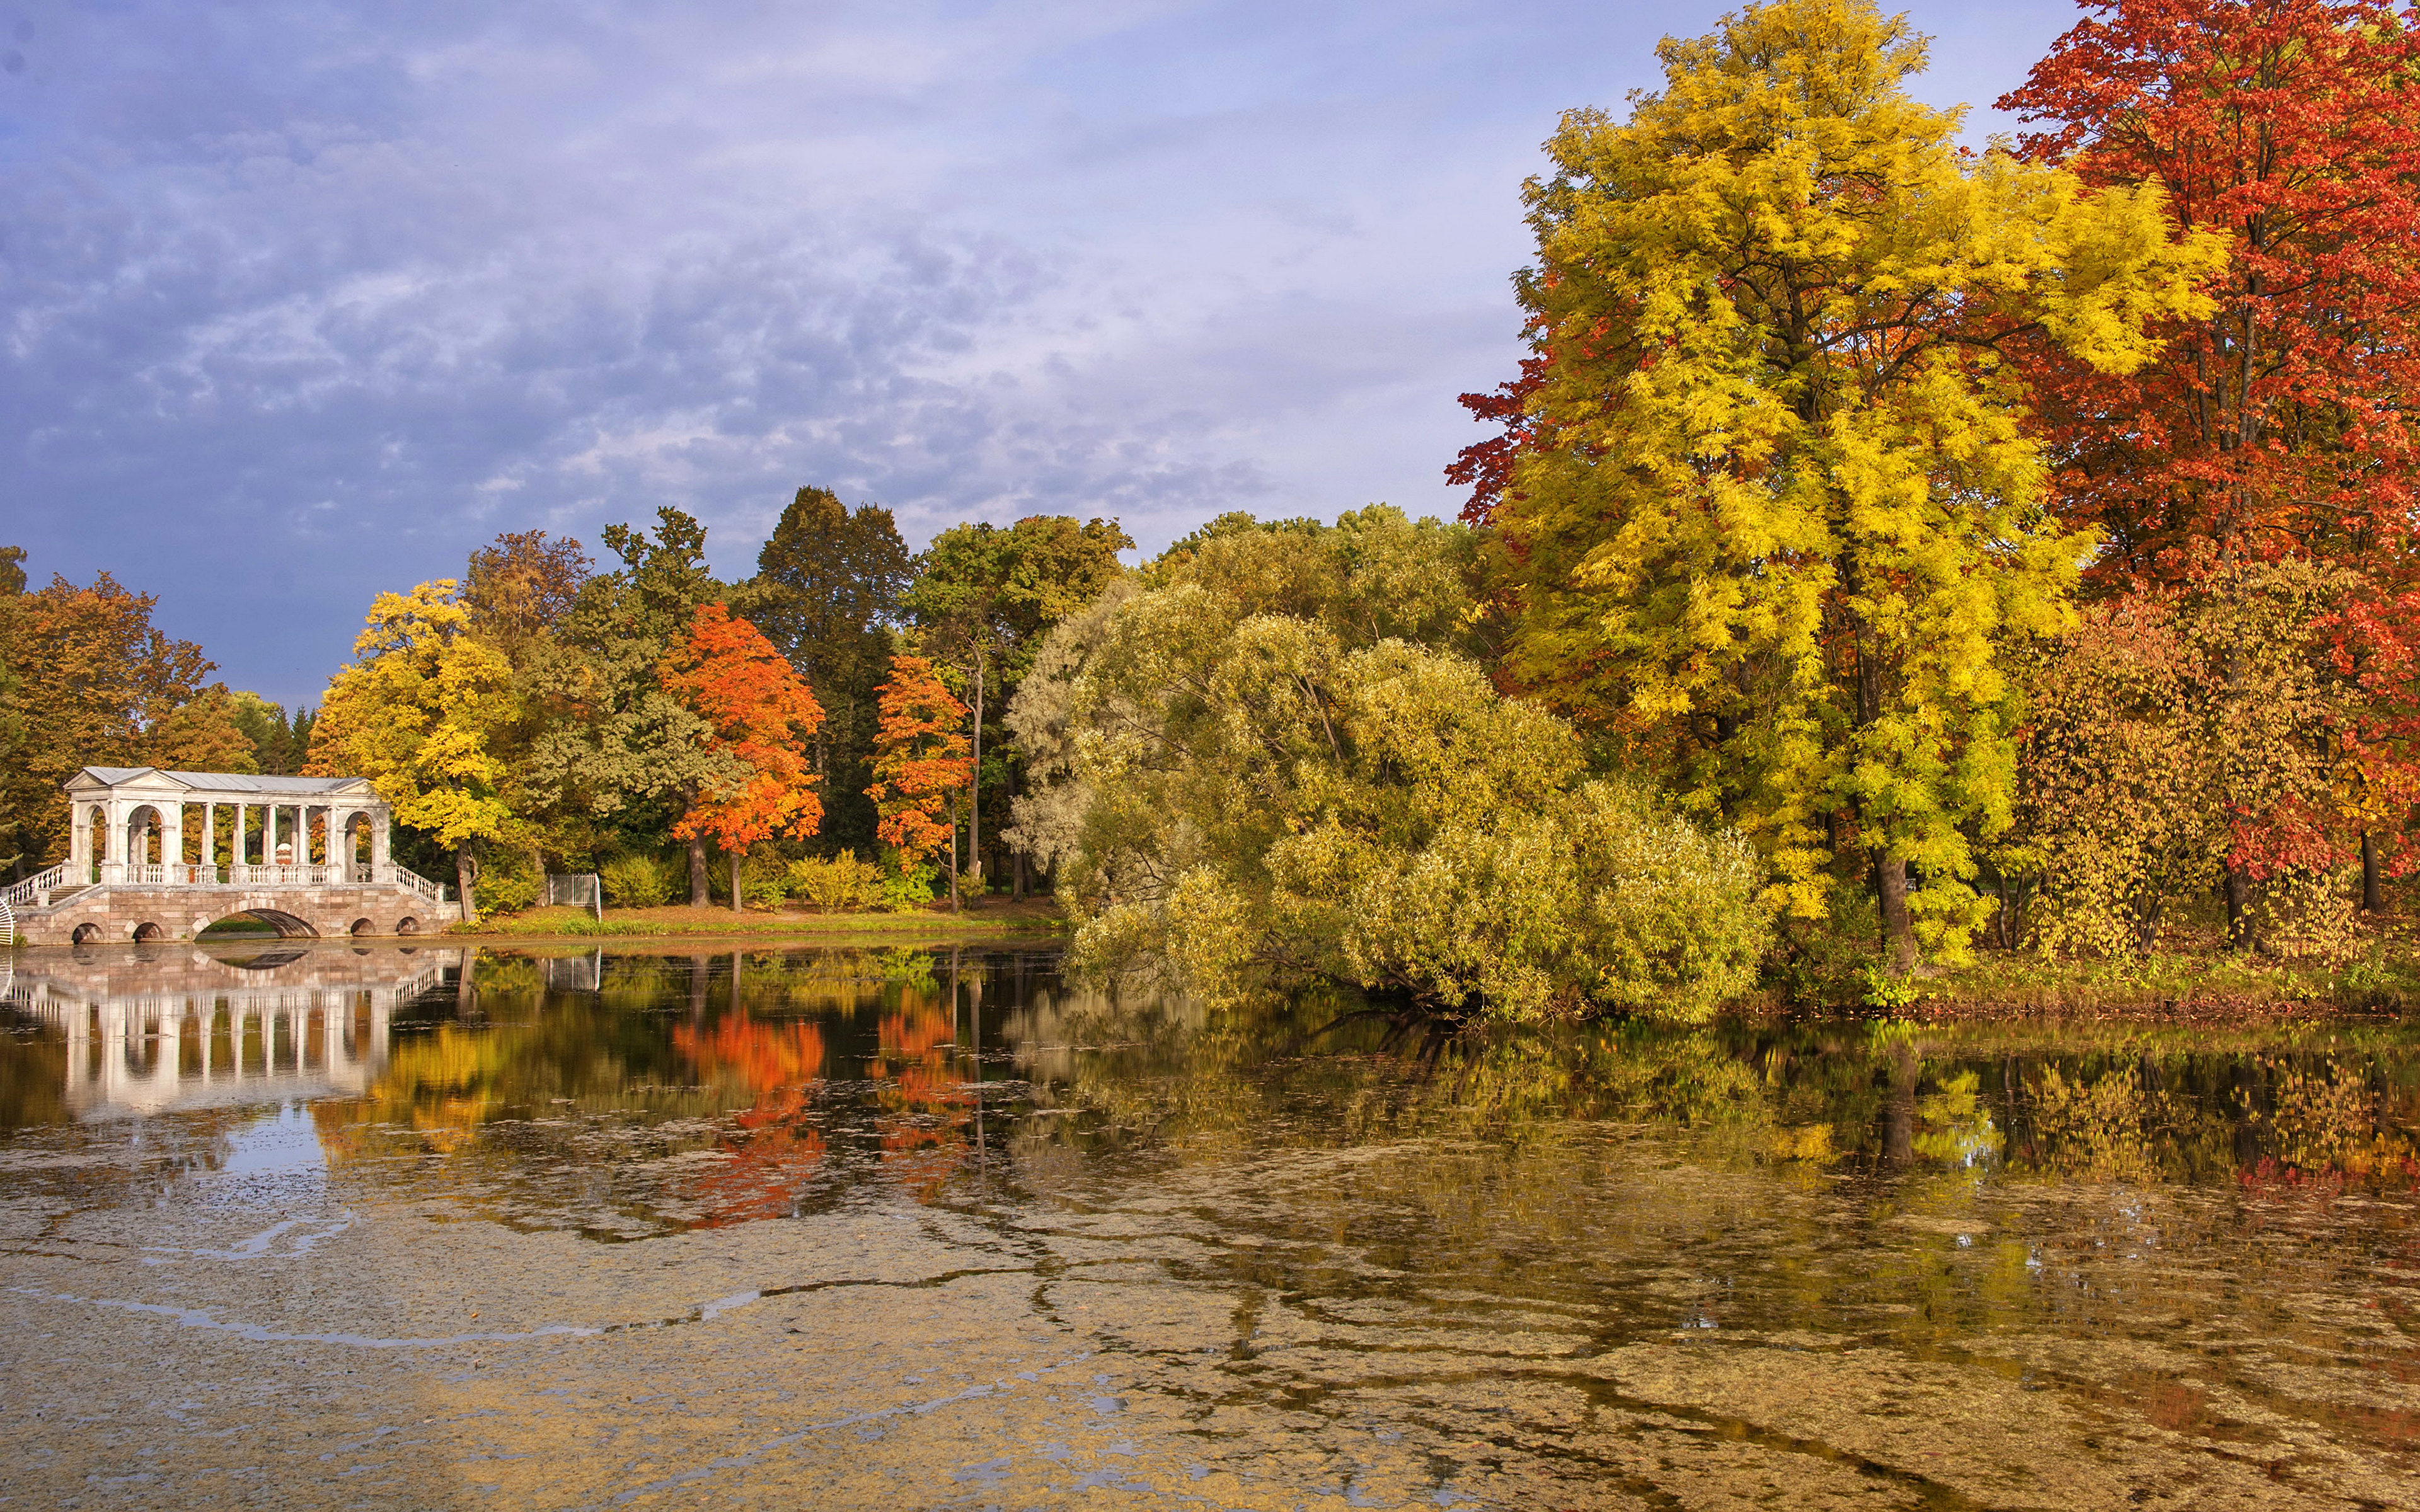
[1449,0,2420,970]
[297,493,1130,915]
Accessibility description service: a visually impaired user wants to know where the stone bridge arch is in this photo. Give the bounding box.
[207,908,320,939]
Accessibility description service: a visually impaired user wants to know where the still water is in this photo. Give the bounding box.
[0,942,2415,1509]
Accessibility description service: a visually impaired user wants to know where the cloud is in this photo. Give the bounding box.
[0,0,2077,703]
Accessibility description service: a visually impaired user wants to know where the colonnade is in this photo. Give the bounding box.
[71,797,393,885]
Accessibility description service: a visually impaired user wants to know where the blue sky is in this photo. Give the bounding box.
[3,0,2082,706]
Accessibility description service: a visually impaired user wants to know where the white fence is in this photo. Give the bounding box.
[544,873,603,921]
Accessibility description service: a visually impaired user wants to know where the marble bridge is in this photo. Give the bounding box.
[3,767,452,947]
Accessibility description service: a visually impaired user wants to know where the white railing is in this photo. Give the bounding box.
[3,864,69,909]
[11,859,446,903]
[231,864,331,886]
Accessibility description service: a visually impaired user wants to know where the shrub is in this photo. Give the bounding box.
[600,853,672,909]
[876,856,938,912]
[741,852,792,908]
[1034,584,1772,1020]
[787,850,884,914]
[474,850,541,915]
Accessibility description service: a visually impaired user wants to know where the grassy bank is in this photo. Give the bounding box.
[445,898,1069,945]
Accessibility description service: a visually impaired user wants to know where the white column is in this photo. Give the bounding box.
[164,801,183,870]
[70,804,89,874]
[233,803,246,875]
[100,800,123,884]
[201,805,216,879]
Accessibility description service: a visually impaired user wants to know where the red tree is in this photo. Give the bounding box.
[660,603,826,911]
[865,655,971,908]
[2002,0,2420,917]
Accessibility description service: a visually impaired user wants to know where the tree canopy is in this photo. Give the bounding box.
[1454,0,2221,968]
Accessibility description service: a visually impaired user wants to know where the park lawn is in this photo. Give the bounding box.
[447,897,1068,943]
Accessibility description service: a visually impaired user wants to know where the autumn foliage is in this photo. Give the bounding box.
[659,602,826,854]
[1999,0,2420,933]
[865,655,970,869]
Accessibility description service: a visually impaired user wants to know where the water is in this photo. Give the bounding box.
[0,942,2415,1509]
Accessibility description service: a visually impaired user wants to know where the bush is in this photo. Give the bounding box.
[788,850,884,913]
[600,853,672,908]
[1036,583,1772,1020]
[876,856,938,912]
[474,850,541,915]
[741,852,792,908]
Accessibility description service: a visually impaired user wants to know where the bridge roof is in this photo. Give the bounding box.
[71,766,372,796]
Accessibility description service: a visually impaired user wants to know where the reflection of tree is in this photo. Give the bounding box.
[870,999,974,1200]
[673,1015,829,1225]
[1913,1072,2005,1167]
[2242,1056,2417,1189]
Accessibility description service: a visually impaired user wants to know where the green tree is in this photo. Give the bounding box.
[229,692,314,776]
[906,515,1131,898]
[1011,512,1769,1019]
[1455,0,2221,970]
[748,486,912,851]
[461,530,594,879]
[530,508,744,904]
[309,581,516,919]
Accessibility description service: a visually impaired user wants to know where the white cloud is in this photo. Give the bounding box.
[0,0,2082,702]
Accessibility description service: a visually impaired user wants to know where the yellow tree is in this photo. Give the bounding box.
[1458,0,2221,969]
[309,581,514,919]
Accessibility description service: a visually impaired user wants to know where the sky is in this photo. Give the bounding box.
[3,0,2083,707]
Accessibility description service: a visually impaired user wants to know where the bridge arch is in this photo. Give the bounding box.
[131,921,165,941]
[70,922,102,944]
[204,908,320,939]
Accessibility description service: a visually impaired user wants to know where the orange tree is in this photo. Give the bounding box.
[865,655,971,907]
[659,603,825,912]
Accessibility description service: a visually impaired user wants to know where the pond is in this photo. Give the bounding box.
[0,942,2415,1509]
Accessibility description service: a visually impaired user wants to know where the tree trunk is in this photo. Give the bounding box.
[2223,868,2253,949]
[730,849,744,915]
[1838,552,1915,973]
[967,651,983,905]
[2363,831,2385,913]
[454,842,478,922]
[688,831,710,908]
[1875,850,1916,974]
[1007,760,1024,900]
[1884,1044,1916,1166]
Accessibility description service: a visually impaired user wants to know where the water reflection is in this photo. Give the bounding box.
[1,944,2416,1506]
[1,944,440,1120]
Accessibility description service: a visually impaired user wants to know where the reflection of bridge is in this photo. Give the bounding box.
[4,766,451,946]
[0,944,455,1118]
